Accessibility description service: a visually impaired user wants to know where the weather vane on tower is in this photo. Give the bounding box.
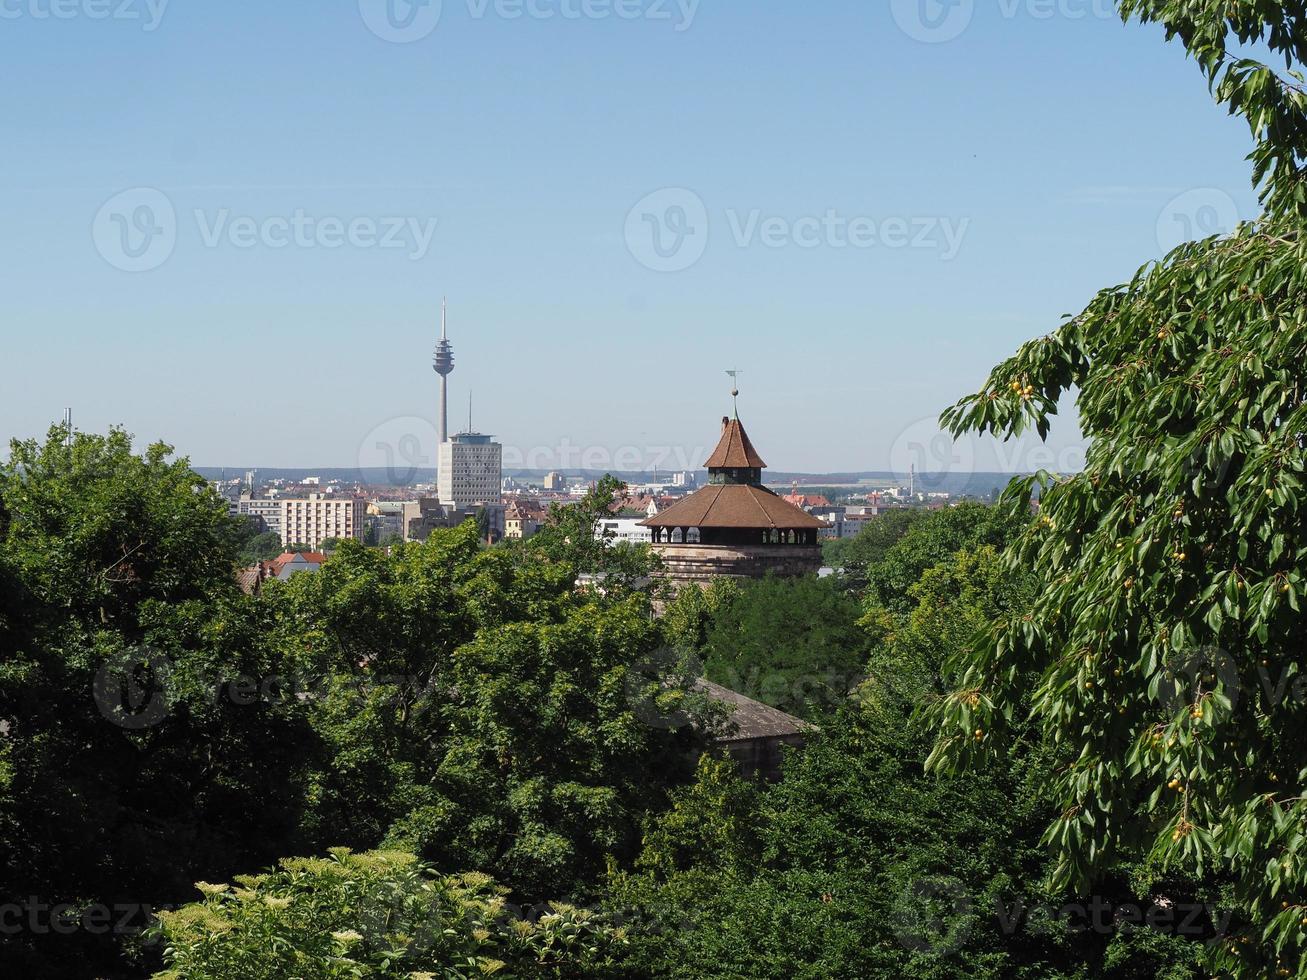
[726,369,742,418]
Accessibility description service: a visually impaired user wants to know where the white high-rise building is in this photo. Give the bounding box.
[278,494,366,549]
[231,493,283,538]
[438,433,502,509]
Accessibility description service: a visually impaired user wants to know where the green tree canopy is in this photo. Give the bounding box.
[927,3,1307,976]
[862,503,1029,614]
[685,574,870,722]
[821,507,924,590]
[525,475,657,593]
[234,526,283,564]
[0,434,707,976]
[267,524,707,902]
[151,848,627,980]
[0,428,315,979]
[610,545,1203,979]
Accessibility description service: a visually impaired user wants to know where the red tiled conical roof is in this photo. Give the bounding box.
[704,417,766,469]
[641,483,822,529]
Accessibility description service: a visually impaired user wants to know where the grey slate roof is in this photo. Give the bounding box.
[694,678,814,742]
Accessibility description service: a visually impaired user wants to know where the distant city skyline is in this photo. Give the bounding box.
[2,2,1260,473]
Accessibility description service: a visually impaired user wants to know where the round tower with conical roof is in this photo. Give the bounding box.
[641,403,823,590]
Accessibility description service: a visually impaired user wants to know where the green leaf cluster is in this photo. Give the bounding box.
[151,847,627,980]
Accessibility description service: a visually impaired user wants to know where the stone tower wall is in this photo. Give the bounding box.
[651,543,822,588]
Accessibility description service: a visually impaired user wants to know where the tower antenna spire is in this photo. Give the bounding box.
[432,298,456,444]
[725,369,742,418]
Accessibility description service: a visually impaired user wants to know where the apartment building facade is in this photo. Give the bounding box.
[437,432,502,509]
[278,493,366,549]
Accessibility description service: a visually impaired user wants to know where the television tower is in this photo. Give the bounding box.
[432,297,455,444]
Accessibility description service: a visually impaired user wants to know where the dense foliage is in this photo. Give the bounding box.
[233,524,284,564]
[821,507,923,589]
[0,429,703,978]
[275,525,704,901]
[609,532,1205,979]
[860,502,1029,614]
[0,425,1227,978]
[151,849,627,980]
[525,475,658,594]
[926,3,1307,977]
[662,574,869,722]
[0,429,311,978]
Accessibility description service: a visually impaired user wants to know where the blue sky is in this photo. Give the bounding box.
[0,0,1262,477]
